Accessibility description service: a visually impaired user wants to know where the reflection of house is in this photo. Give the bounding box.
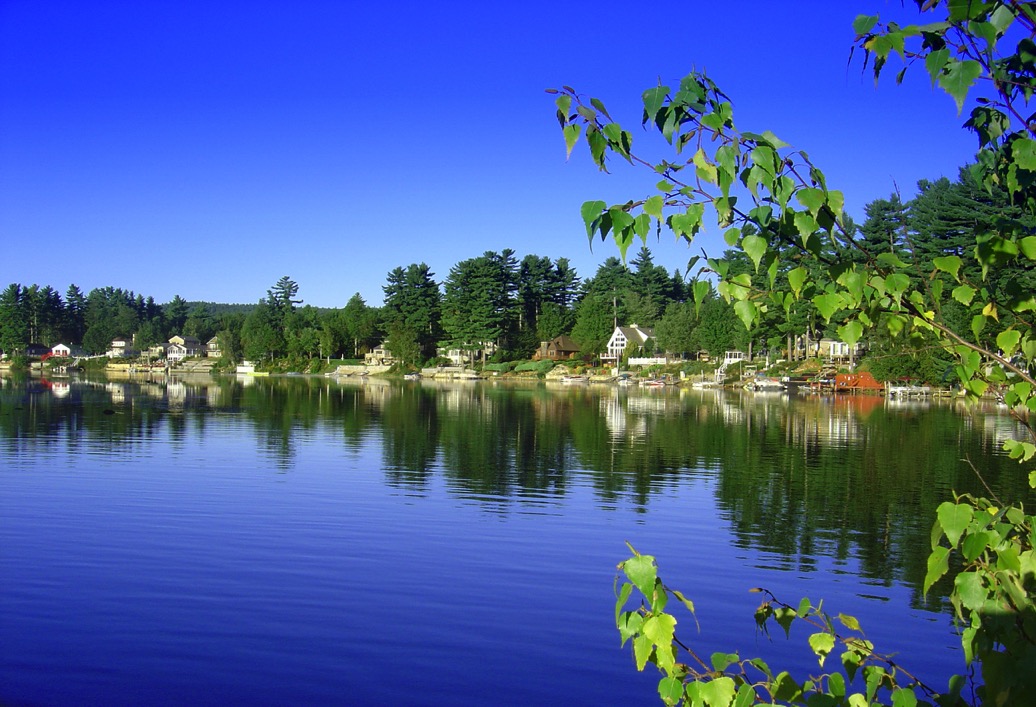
[167,335,203,362]
[365,342,395,366]
[107,337,138,358]
[206,336,221,358]
[603,325,654,363]
[535,335,581,361]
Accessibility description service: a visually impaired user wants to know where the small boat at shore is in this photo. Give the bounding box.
[561,374,589,384]
[744,376,785,391]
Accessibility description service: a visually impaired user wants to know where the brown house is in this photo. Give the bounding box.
[535,335,581,361]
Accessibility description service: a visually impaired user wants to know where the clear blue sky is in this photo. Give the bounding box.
[1,1,978,308]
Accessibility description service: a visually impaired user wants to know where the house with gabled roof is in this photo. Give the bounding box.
[603,324,654,363]
[167,335,203,362]
[535,335,581,361]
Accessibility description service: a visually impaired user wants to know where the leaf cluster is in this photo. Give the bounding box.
[615,545,936,706]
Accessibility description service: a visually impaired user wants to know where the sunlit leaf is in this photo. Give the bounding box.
[938,59,984,113]
[808,632,835,666]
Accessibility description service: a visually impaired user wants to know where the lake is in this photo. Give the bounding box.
[1,374,1032,705]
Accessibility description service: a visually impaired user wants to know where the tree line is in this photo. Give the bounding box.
[2,165,1021,375]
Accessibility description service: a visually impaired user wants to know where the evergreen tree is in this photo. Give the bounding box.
[64,284,86,343]
[570,293,614,356]
[654,300,699,358]
[341,293,379,357]
[0,284,28,355]
[165,295,189,335]
[382,263,442,363]
[267,276,302,324]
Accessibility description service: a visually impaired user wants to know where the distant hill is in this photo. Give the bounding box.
[180,301,337,315]
[181,301,257,315]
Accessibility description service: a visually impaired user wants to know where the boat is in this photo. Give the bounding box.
[640,378,667,388]
[744,375,786,391]
[561,374,589,384]
[403,372,421,381]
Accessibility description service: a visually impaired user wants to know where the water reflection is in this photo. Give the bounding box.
[2,374,1032,601]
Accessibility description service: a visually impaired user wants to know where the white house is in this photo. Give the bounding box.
[438,341,498,366]
[166,335,203,362]
[365,342,395,366]
[107,337,138,358]
[817,338,863,362]
[603,324,654,363]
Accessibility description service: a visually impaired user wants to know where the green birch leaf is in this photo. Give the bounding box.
[641,613,677,647]
[633,213,651,240]
[796,187,825,215]
[617,611,644,645]
[809,632,836,667]
[700,677,737,707]
[794,211,818,241]
[642,86,670,121]
[971,314,986,340]
[787,267,808,297]
[876,251,909,268]
[633,633,654,671]
[761,130,789,149]
[657,676,682,705]
[643,195,664,220]
[669,205,705,241]
[938,59,983,113]
[997,329,1021,356]
[924,546,951,594]
[937,502,974,547]
[961,530,993,561]
[742,235,768,271]
[813,293,845,322]
[734,300,757,330]
[1013,138,1036,171]
[891,687,919,707]
[711,652,739,672]
[723,227,741,247]
[838,320,864,348]
[580,200,606,240]
[853,14,879,35]
[954,571,987,612]
[1020,235,1036,260]
[615,582,633,625]
[925,47,950,87]
[693,148,718,184]
[952,284,976,306]
[622,554,657,597]
[563,123,581,159]
[554,94,571,124]
[932,255,963,280]
[587,128,607,167]
[733,683,757,707]
[671,588,696,614]
[589,97,612,121]
[838,613,861,631]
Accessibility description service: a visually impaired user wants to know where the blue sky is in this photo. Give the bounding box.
[1,1,979,308]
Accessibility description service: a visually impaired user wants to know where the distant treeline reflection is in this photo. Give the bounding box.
[3,375,1031,601]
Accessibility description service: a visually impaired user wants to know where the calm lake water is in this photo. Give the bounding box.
[1,374,1032,705]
